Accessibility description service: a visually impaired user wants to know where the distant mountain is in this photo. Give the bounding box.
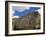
[13,7,40,16]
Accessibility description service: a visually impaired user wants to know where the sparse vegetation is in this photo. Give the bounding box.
[12,12,40,30]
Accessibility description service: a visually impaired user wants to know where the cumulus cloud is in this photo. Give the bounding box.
[37,9,41,13]
[13,6,30,12]
[26,7,30,10]
[12,16,20,18]
[12,10,15,15]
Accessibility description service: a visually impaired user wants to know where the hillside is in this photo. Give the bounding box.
[12,12,40,30]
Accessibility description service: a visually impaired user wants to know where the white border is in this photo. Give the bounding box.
[8,2,43,34]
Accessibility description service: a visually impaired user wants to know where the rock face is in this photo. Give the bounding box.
[12,12,40,30]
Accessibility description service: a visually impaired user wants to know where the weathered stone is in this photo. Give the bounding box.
[12,12,40,30]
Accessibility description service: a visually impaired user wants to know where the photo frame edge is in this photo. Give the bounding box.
[5,1,45,36]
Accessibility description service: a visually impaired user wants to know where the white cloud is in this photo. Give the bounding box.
[17,8,26,12]
[12,16,20,18]
[37,9,41,13]
[26,7,30,10]
[13,6,30,12]
[12,10,15,14]
[17,7,30,12]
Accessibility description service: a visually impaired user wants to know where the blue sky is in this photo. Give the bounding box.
[12,6,40,17]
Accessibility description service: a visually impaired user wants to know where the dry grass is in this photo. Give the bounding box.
[12,12,41,30]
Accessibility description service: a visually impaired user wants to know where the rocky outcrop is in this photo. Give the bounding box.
[12,12,40,30]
